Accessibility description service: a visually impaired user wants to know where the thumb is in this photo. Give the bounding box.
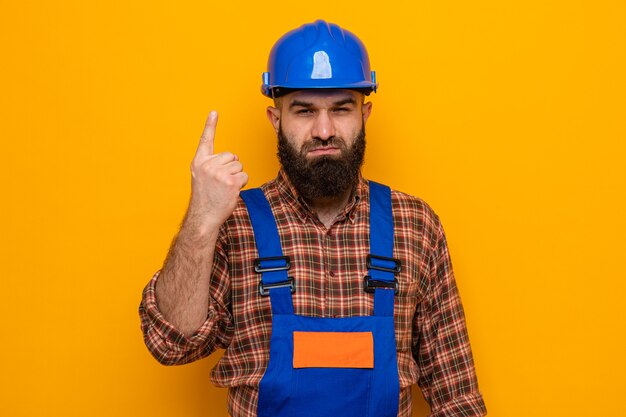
[196,111,218,158]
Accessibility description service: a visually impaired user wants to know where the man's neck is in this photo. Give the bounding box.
[307,189,352,229]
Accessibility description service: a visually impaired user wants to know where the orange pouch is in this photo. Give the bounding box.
[292,331,374,369]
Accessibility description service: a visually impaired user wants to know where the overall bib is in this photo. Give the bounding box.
[241,182,400,417]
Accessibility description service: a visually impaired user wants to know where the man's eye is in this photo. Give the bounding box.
[296,109,313,115]
[334,107,350,113]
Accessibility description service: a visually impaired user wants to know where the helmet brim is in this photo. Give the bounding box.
[262,80,377,98]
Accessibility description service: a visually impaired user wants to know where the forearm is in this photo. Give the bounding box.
[156,213,221,337]
[140,271,223,365]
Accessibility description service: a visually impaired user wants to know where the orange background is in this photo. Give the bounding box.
[1,1,625,416]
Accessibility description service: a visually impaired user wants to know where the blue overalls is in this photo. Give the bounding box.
[240,182,400,417]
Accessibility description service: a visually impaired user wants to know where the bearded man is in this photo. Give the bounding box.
[140,20,486,417]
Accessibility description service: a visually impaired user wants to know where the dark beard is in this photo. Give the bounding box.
[277,125,366,201]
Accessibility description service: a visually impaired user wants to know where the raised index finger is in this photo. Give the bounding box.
[196,111,218,158]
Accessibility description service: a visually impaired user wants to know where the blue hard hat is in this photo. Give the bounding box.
[261,20,377,98]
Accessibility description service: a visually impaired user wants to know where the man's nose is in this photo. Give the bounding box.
[311,111,336,141]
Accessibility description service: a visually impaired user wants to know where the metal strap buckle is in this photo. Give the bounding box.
[258,277,296,296]
[254,256,291,273]
[363,276,399,294]
[366,254,401,273]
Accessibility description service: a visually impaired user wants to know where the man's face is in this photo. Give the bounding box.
[267,89,373,200]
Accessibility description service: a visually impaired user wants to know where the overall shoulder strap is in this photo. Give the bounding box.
[240,188,294,315]
[368,181,400,317]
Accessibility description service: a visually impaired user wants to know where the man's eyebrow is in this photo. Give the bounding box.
[288,97,357,109]
[289,100,313,109]
[332,97,357,107]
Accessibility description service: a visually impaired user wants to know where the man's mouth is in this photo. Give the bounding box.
[308,147,341,156]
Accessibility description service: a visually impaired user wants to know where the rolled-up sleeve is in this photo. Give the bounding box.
[413,216,487,416]
[139,231,234,365]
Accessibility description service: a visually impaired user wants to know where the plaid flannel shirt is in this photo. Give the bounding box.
[140,170,486,417]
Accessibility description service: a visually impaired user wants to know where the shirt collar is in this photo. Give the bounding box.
[274,169,367,225]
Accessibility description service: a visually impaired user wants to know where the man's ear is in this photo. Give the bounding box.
[266,106,281,133]
[362,101,373,124]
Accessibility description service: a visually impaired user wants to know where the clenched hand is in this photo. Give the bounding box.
[187,111,249,232]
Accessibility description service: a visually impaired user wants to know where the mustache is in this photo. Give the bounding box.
[300,137,348,154]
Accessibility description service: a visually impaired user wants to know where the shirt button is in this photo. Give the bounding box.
[329,271,335,277]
